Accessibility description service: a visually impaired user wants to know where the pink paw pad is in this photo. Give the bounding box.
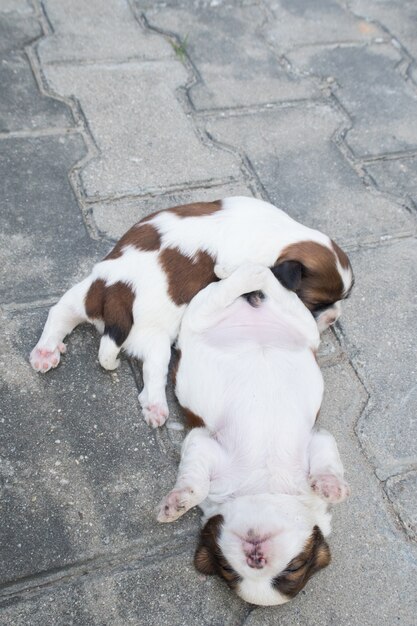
[30,344,65,373]
[142,403,169,428]
[310,474,351,503]
[156,488,194,523]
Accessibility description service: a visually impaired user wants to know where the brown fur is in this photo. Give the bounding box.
[332,239,350,270]
[106,223,161,260]
[194,515,241,589]
[272,525,331,598]
[276,241,349,310]
[85,279,135,345]
[171,349,206,427]
[159,248,218,306]
[181,407,206,429]
[171,348,181,386]
[142,200,222,223]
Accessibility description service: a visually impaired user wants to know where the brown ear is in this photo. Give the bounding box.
[271,260,303,291]
[194,545,217,575]
[272,525,331,598]
[194,515,224,576]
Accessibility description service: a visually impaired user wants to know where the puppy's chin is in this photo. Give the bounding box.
[237,579,290,606]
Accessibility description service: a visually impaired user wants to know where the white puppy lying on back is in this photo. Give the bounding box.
[156,263,350,606]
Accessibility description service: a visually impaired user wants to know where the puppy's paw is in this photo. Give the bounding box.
[30,342,66,373]
[234,263,270,293]
[214,263,235,279]
[156,487,195,523]
[142,402,169,428]
[310,473,351,503]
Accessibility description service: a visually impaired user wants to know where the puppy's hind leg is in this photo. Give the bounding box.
[308,429,350,504]
[30,277,93,373]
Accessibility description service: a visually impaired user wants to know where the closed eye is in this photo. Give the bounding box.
[282,561,306,574]
[311,302,333,314]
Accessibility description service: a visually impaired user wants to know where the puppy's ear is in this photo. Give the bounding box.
[194,545,217,575]
[194,514,224,575]
[271,260,303,291]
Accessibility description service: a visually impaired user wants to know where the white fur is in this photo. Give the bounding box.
[29,197,352,425]
[157,264,349,605]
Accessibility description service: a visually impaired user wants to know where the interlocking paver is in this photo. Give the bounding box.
[206,103,415,244]
[0,13,72,133]
[349,0,417,60]
[337,239,417,477]
[142,0,318,109]
[366,156,417,208]
[385,470,417,541]
[39,0,172,63]
[0,553,246,626]
[42,61,241,201]
[288,43,417,157]
[264,0,385,53]
[0,0,33,15]
[0,134,99,303]
[0,307,195,585]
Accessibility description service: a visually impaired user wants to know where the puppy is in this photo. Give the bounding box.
[29,196,353,427]
[156,263,350,606]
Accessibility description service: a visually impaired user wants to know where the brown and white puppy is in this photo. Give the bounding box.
[29,197,353,427]
[157,263,350,605]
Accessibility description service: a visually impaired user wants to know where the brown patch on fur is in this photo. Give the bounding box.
[275,241,350,310]
[159,248,218,306]
[171,348,181,386]
[272,525,331,599]
[142,200,222,223]
[85,279,135,346]
[171,349,206,427]
[85,278,106,319]
[105,223,161,260]
[332,239,350,270]
[182,407,206,429]
[194,515,241,589]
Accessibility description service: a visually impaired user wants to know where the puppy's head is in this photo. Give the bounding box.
[272,240,353,331]
[194,495,331,606]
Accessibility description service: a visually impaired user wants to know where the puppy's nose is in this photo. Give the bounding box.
[246,548,266,569]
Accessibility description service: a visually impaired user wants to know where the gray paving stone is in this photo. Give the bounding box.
[0,0,32,14]
[0,14,72,132]
[39,0,172,64]
[288,43,417,157]
[44,61,241,201]
[206,103,415,245]
[349,0,417,60]
[336,239,417,477]
[366,156,417,208]
[385,470,417,541]
[244,361,417,626]
[0,134,99,303]
[0,307,196,586]
[92,181,254,241]
[143,0,318,109]
[264,0,385,54]
[0,553,246,626]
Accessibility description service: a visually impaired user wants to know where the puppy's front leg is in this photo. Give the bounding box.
[156,428,225,523]
[308,428,350,504]
[184,263,270,332]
